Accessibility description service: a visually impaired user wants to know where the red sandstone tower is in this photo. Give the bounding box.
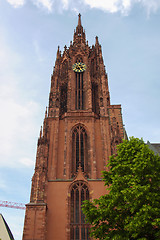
[22,14,125,240]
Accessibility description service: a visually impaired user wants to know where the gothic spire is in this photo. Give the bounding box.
[73,13,86,45]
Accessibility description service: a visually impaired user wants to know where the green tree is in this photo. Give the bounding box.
[82,137,160,240]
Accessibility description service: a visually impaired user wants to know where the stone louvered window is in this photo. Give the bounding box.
[75,72,84,110]
[75,56,84,110]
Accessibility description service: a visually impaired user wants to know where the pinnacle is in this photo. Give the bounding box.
[95,36,99,45]
[56,46,60,58]
[40,126,42,138]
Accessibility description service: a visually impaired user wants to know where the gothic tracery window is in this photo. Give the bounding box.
[75,72,84,110]
[75,57,84,110]
[70,181,90,240]
[71,125,88,177]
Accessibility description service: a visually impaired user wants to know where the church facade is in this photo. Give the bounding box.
[22,14,125,240]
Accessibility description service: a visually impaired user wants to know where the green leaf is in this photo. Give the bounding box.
[82,137,160,239]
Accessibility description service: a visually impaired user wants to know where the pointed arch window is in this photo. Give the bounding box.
[75,57,84,110]
[70,181,90,240]
[71,125,88,177]
[75,72,84,110]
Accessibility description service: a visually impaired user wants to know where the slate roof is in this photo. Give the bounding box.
[147,141,160,156]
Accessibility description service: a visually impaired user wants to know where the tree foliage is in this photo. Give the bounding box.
[82,137,160,240]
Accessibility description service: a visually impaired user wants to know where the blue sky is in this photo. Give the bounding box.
[0,0,160,239]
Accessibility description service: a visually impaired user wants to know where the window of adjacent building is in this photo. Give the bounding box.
[70,181,90,240]
[71,125,88,177]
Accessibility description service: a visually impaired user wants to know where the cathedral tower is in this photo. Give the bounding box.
[23,14,125,240]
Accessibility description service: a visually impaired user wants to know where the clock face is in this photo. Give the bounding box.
[72,62,86,72]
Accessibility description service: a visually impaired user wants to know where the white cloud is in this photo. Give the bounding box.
[5,0,160,15]
[82,0,148,15]
[137,0,160,15]
[72,7,79,14]
[0,32,40,168]
[62,0,69,9]
[122,0,131,12]
[0,82,40,166]
[83,0,121,13]
[33,40,45,62]
[19,157,35,167]
[6,0,25,8]
[82,0,160,15]
[33,0,53,12]
[0,179,7,190]
[82,0,133,15]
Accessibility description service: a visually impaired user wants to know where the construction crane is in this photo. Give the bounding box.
[0,200,26,210]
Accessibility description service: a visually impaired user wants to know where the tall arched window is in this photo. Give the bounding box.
[72,125,88,177]
[75,57,84,110]
[75,72,84,110]
[70,181,90,240]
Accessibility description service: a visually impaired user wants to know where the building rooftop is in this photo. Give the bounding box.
[147,141,160,156]
[0,214,14,240]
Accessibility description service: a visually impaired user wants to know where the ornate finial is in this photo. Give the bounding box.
[78,13,81,26]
